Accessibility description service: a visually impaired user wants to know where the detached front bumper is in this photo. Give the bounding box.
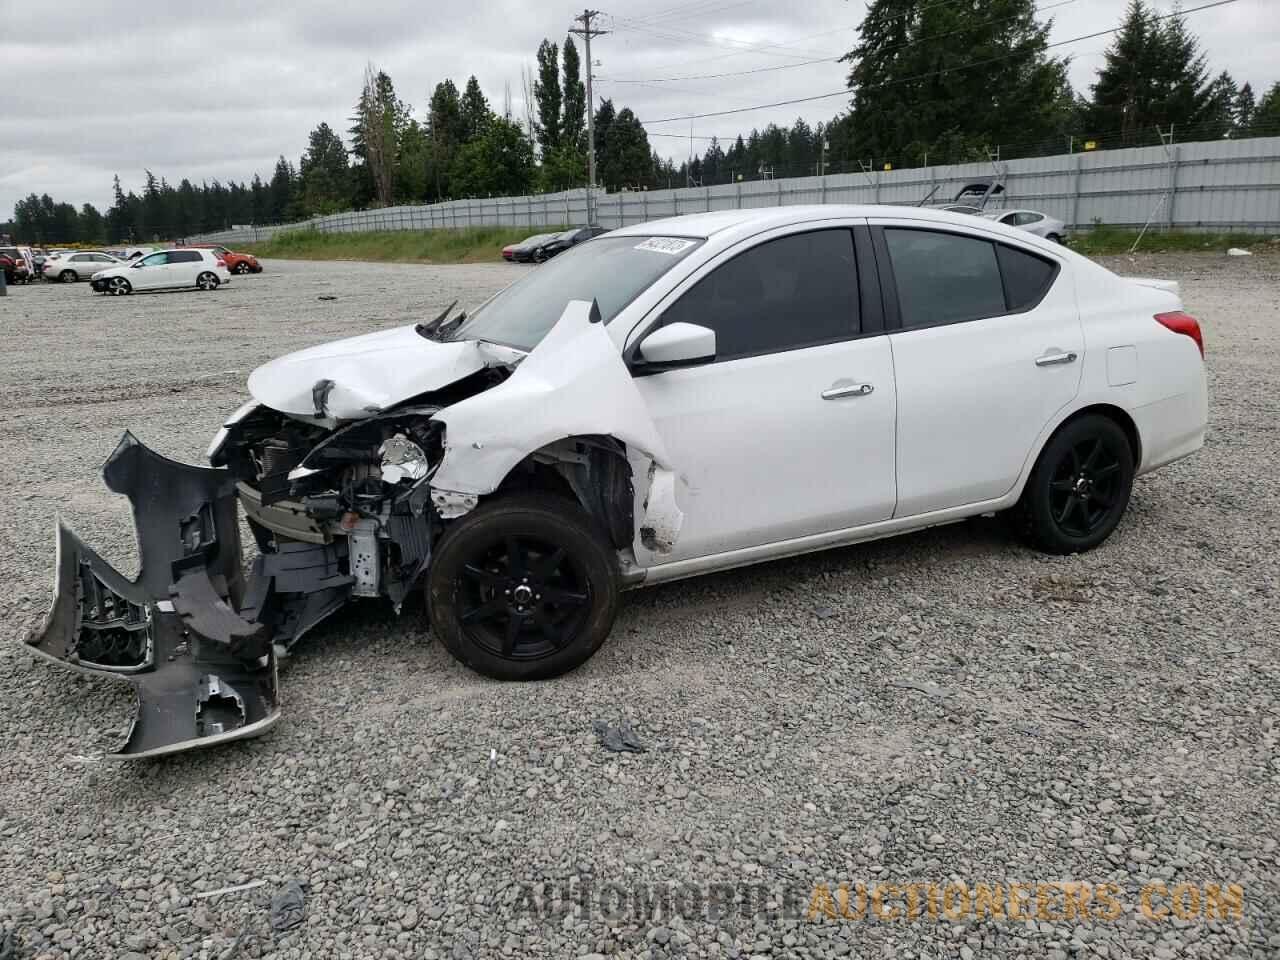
[26,434,304,759]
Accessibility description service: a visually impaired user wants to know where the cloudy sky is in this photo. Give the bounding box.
[2,0,1277,217]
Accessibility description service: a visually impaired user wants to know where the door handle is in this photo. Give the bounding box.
[1035,351,1078,367]
[822,382,874,400]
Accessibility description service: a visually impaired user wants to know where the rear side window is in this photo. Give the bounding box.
[997,245,1056,311]
[661,229,860,360]
[885,229,1005,328]
[884,228,1058,328]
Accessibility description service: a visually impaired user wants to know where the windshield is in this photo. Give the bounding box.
[448,235,702,352]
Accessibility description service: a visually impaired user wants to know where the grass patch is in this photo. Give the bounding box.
[1069,225,1277,256]
[242,226,563,264]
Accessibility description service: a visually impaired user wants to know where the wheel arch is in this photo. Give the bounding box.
[1016,401,1143,502]
[487,434,635,550]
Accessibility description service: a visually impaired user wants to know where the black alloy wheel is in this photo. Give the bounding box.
[427,493,620,680]
[1015,414,1135,554]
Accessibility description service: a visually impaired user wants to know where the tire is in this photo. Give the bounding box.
[426,493,620,681]
[1014,414,1135,554]
[196,271,219,291]
[532,247,545,263]
[59,270,77,283]
[1046,233,1063,244]
[233,262,250,275]
[107,277,131,296]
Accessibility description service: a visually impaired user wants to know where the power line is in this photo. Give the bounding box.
[641,0,1243,125]
[605,13,842,61]
[605,0,1078,85]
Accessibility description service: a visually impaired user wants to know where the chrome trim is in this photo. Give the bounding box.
[1035,351,1078,367]
[821,382,874,400]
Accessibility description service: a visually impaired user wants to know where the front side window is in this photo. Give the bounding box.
[140,252,170,266]
[448,235,703,352]
[659,229,860,360]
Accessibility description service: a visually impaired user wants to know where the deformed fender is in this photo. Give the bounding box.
[430,300,685,549]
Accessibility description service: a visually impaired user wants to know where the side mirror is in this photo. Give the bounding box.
[634,322,716,372]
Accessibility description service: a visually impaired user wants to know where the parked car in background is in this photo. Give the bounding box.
[528,226,611,262]
[179,243,262,274]
[983,209,1068,243]
[124,246,158,260]
[508,233,559,263]
[90,248,231,295]
[43,250,124,282]
[0,246,35,283]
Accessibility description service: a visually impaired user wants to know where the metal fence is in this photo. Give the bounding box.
[192,135,1280,246]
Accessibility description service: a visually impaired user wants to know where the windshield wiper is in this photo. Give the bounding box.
[415,299,459,340]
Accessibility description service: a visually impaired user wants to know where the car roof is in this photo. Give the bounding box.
[606,204,1041,241]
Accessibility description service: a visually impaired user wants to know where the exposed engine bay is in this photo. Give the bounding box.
[26,300,686,759]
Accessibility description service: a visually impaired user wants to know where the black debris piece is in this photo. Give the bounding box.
[270,879,307,932]
[592,719,646,753]
[317,295,338,301]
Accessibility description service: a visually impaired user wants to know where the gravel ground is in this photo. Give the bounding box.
[1,253,1277,960]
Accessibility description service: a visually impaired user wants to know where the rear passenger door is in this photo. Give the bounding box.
[167,249,204,286]
[870,220,1082,517]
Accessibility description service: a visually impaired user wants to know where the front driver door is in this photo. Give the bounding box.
[133,251,170,289]
[630,225,897,564]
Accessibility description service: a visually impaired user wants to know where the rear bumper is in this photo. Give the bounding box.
[26,433,353,758]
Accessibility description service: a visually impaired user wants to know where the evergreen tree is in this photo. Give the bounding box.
[460,76,491,143]
[1253,82,1280,134]
[451,115,536,197]
[562,37,586,153]
[300,122,351,214]
[843,0,1073,164]
[1235,82,1256,131]
[428,79,466,199]
[534,39,563,155]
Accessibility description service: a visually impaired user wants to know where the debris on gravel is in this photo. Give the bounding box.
[1,254,1278,958]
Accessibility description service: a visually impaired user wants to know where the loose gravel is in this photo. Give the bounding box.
[1,253,1278,959]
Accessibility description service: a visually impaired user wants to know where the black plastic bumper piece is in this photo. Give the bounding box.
[27,433,282,758]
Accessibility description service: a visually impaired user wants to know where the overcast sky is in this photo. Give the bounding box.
[3,0,1277,217]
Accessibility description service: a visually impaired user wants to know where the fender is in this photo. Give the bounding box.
[429,300,686,551]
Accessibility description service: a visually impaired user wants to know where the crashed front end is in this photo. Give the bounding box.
[27,300,684,759]
[27,397,491,759]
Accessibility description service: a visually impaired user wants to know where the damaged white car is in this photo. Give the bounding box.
[29,206,1208,758]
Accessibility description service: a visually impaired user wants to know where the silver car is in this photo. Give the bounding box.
[984,208,1068,244]
[43,250,124,282]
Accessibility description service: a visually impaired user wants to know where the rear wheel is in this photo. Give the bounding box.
[107,277,131,296]
[196,271,219,291]
[233,262,250,275]
[1015,414,1134,554]
[59,270,76,283]
[426,493,620,680]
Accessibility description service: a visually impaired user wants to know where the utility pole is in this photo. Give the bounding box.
[570,9,607,225]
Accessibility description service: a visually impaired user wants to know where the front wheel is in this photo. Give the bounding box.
[107,277,131,296]
[426,493,620,680]
[1014,414,1135,554]
[233,262,250,275]
[196,271,219,291]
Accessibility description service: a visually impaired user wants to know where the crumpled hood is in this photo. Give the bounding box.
[247,325,503,420]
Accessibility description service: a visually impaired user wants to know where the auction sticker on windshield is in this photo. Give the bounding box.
[635,237,697,255]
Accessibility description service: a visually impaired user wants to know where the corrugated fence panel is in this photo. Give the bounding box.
[188,137,1280,245]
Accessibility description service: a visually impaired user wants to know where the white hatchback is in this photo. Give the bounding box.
[91,248,231,295]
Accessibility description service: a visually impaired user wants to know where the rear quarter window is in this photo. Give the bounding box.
[996,244,1058,312]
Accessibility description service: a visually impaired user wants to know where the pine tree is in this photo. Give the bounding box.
[1253,82,1280,134]
[1235,82,1256,131]
[842,0,1072,165]
[461,76,490,143]
[534,39,563,155]
[562,37,586,153]
[300,123,351,214]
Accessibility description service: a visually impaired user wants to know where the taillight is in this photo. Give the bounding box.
[1155,311,1204,358]
[216,258,227,268]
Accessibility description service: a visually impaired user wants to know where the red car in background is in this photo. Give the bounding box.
[178,243,262,275]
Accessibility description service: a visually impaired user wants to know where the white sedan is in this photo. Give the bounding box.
[90,248,231,295]
[983,208,1068,243]
[30,205,1208,757]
